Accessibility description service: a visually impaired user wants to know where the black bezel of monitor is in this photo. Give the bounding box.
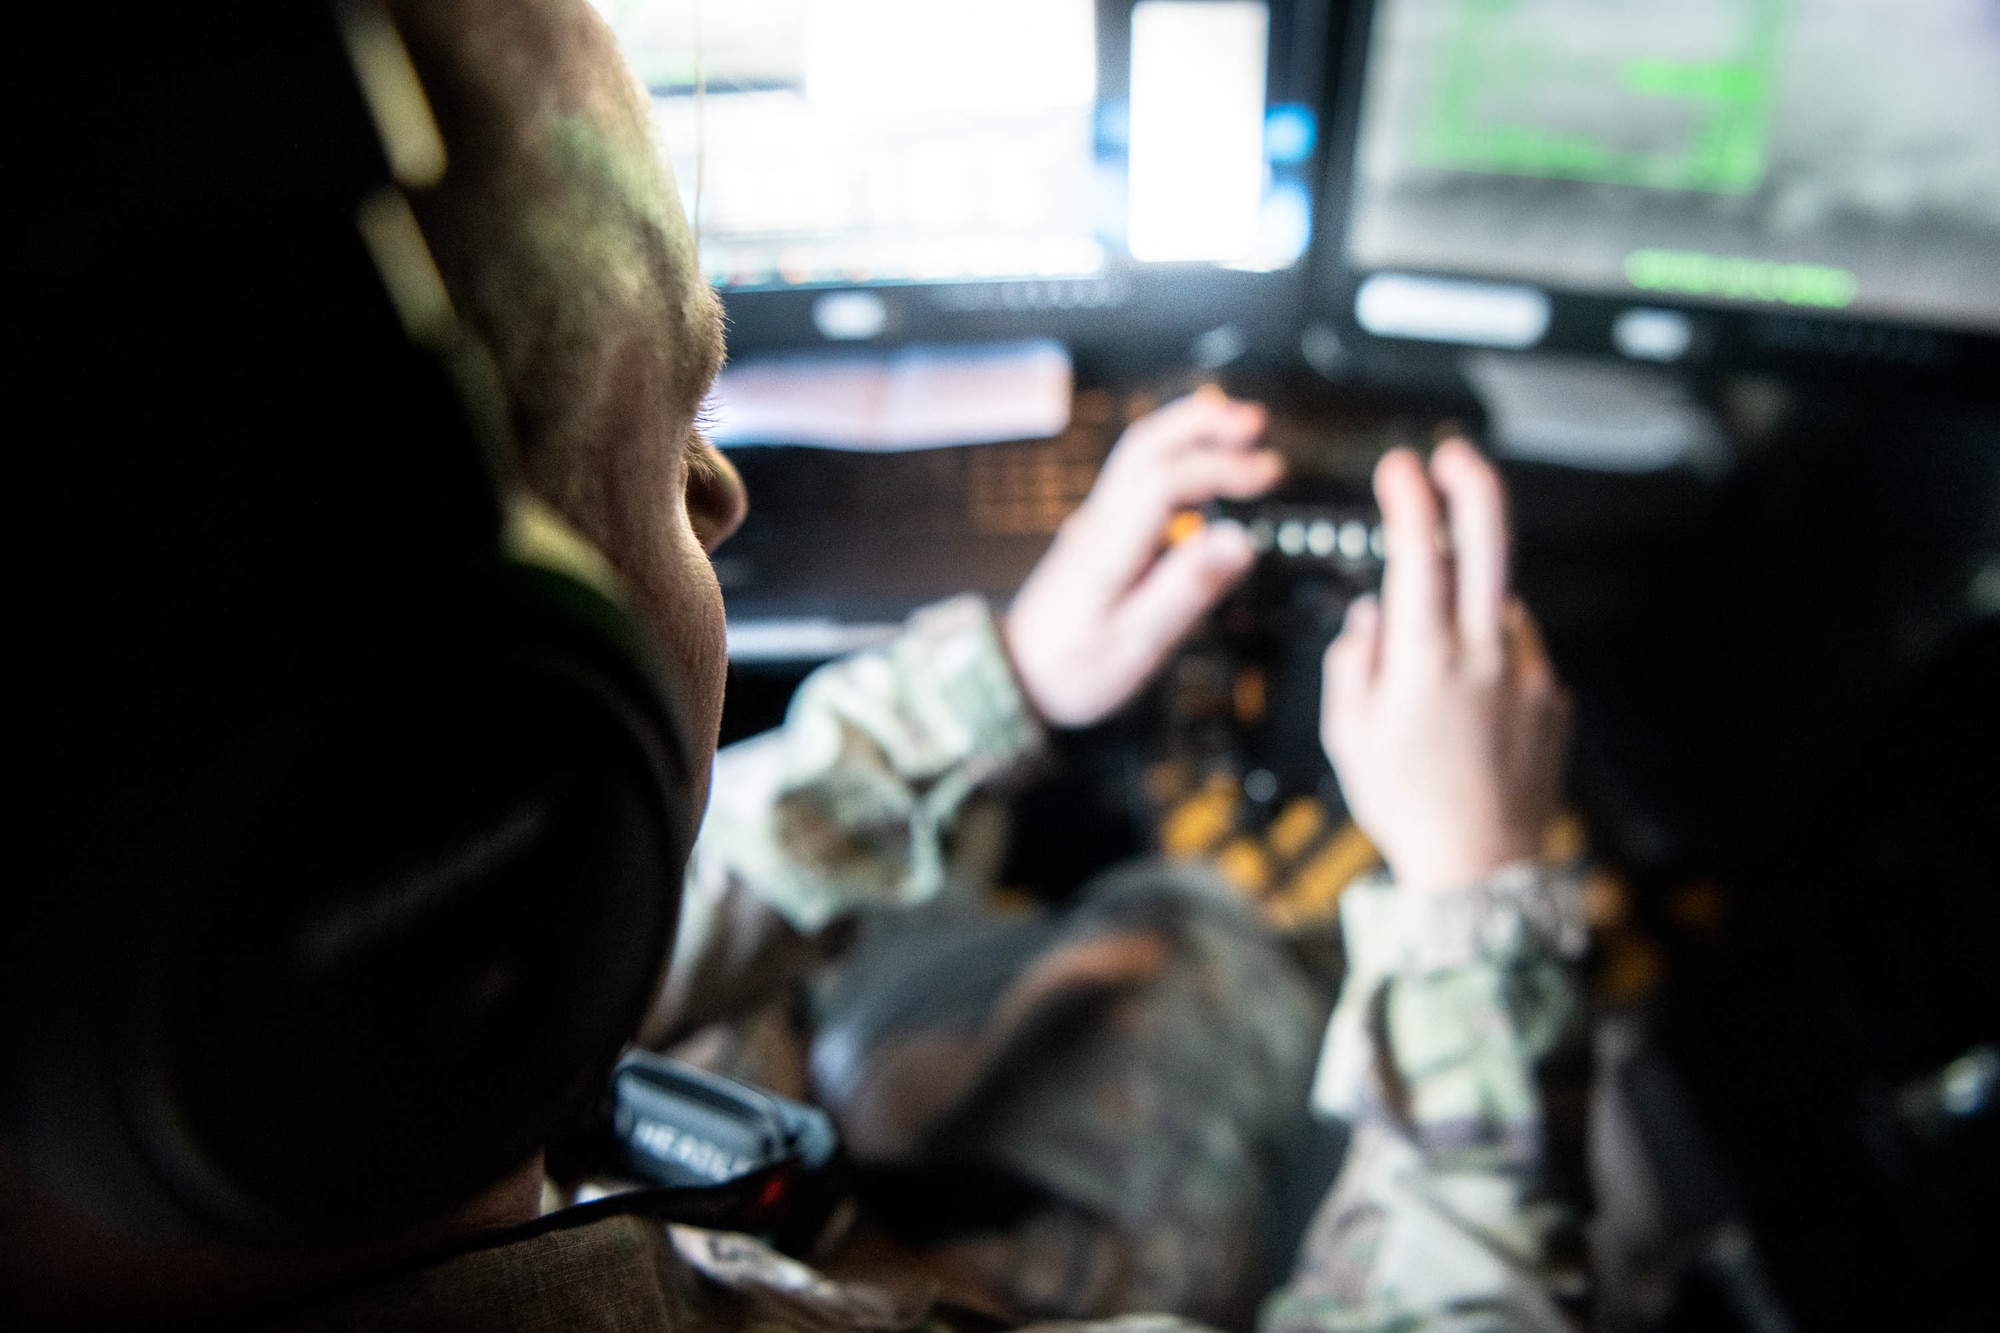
[1306,0,2000,394]
[712,0,1336,364]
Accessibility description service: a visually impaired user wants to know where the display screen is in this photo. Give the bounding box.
[1344,0,2000,332]
[591,0,1313,290]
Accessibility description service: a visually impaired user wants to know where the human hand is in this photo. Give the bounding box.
[1005,387,1282,728]
[1320,440,1569,893]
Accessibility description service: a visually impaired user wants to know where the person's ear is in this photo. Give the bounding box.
[685,440,747,554]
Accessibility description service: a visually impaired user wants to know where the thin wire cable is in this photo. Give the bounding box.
[691,0,706,258]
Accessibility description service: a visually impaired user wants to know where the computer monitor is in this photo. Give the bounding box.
[590,0,1333,356]
[1312,0,2000,378]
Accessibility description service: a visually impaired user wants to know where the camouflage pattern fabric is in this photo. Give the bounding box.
[696,594,1044,933]
[259,1205,1227,1333]
[810,859,1328,1326]
[258,1207,977,1333]
[647,595,1042,1044]
[934,861,1328,1325]
[673,598,1594,1332]
[1263,868,1593,1333]
[300,596,1588,1333]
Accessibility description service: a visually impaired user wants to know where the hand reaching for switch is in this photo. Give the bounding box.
[1320,440,1570,892]
[1004,387,1282,728]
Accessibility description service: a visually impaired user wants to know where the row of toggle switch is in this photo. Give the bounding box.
[1243,512,1384,564]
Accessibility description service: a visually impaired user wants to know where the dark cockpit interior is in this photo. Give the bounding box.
[673,2,1998,1325]
[9,2,1994,1328]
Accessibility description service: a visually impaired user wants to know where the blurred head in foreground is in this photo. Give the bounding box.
[1,0,740,1322]
[394,0,745,765]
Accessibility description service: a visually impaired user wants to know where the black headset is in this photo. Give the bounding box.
[4,2,696,1245]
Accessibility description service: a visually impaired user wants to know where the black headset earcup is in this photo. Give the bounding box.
[5,3,701,1245]
[8,564,695,1244]
[179,564,696,1239]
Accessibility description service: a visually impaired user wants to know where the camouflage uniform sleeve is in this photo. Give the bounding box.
[641,596,1046,1043]
[700,594,1045,931]
[1262,864,1593,1333]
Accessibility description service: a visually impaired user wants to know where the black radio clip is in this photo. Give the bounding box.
[553,1051,844,1255]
